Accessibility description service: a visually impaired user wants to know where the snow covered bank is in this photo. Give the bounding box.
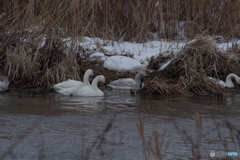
[103,56,145,73]
[2,32,240,92]
[63,36,240,75]
[63,37,187,73]
[21,35,240,74]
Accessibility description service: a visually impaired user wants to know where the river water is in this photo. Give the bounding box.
[0,90,240,160]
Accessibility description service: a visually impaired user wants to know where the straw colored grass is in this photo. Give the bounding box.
[0,28,139,92]
[161,37,240,79]
[1,34,82,92]
[1,0,240,41]
[1,1,240,92]
[141,37,239,95]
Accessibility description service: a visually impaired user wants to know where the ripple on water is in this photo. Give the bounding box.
[0,91,240,159]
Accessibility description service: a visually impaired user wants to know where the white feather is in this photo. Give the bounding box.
[54,75,105,97]
[208,73,240,88]
[108,73,144,90]
[0,75,9,92]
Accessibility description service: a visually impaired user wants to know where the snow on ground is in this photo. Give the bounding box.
[47,36,240,73]
[158,59,173,71]
[72,37,186,73]
[103,56,145,73]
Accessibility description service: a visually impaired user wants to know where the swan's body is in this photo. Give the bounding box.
[108,73,144,90]
[56,75,105,96]
[209,73,240,88]
[53,69,93,92]
[0,75,9,92]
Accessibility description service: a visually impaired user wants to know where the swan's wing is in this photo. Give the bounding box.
[208,77,227,87]
[73,85,104,96]
[107,85,132,90]
[109,78,135,86]
[53,80,83,91]
[108,78,140,89]
[57,83,104,96]
[56,83,87,96]
[218,80,227,87]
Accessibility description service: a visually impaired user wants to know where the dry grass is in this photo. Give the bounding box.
[0,30,137,92]
[1,0,240,41]
[1,1,240,92]
[160,37,240,78]
[141,37,240,96]
[137,115,168,160]
[175,112,240,159]
[1,34,82,92]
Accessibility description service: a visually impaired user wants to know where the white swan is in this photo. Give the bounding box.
[53,69,94,92]
[0,75,9,92]
[209,73,240,88]
[107,73,144,90]
[57,75,106,96]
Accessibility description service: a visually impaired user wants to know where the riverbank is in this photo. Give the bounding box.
[1,0,240,94]
[1,33,240,95]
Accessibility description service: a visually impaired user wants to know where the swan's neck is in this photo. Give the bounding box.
[83,73,91,86]
[135,74,144,84]
[135,74,141,84]
[91,77,99,90]
[135,77,140,84]
[225,74,238,87]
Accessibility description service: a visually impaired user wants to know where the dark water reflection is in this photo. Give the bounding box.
[0,90,240,159]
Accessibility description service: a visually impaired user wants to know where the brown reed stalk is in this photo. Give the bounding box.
[137,114,168,160]
[1,0,240,91]
[1,0,240,41]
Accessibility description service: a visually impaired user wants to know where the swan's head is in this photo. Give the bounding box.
[86,69,94,76]
[0,75,10,92]
[98,75,106,83]
[135,73,145,83]
[236,77,240,84]
[228,73,240,84]
[135,73,145,89]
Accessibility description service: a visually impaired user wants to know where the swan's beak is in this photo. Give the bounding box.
[103,82,107,87]
[140,82,144,89]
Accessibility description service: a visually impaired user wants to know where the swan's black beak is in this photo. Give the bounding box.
[103,82,107,87]
[140,82,144,89]
[100,82,107,88]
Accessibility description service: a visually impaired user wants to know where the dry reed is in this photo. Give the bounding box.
[1,0,240,41]
[141,37,240,95]
[137,115,168,160]
[1,1,240,92]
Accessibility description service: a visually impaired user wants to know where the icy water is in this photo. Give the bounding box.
[0,90,240,160]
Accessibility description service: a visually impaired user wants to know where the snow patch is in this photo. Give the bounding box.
[158,59,173,71]
[103,56,145,73]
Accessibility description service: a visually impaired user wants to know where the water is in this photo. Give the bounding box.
[0,90,240,160]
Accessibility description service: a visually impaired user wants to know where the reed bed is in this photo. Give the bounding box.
[1,0,240,41]
[141,37,240,95]
[1,34,80,92]
[1,0,240,92]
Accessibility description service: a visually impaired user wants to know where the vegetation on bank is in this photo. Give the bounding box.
[141,37,240,96]
[1,0,240,40]
[1,0,240,94]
